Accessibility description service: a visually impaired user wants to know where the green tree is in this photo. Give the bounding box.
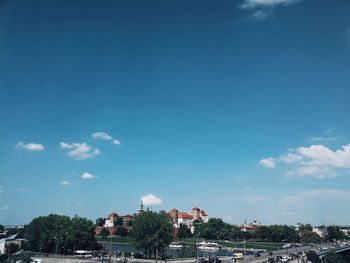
[325,226,346,242]
[326,253,348,263]
[25,214,99,254]
[96,218,105,227]
[130,210,173,259]
[177,224,192,239]
[99,228,110,239]
[307,251,321,263]
[116,227,128,237]
[301,231,322,244]
[0,224,4,232]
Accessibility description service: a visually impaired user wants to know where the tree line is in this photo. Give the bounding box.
[193,219,348,243]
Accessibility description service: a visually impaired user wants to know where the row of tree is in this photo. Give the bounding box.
[193,219,348,243]
[24,214,100,253]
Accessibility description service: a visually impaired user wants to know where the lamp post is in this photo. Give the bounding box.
[243,241,247,263]
[54,237,62,255]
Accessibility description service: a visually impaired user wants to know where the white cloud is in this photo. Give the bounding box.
[279,153,303,163]
[60,181,71,185]
[296,144,350,168]
[0,206,9,210]
[259,157,276,168]
[240,0,300,9]
[92,132,113,141]
[60,142,73,148]
[91,132,121,146]
[60,142,100,160]
[81,172,96,179]
[141,194,163,206]
[262,144,350,179]
[16,142,44,151]
[113,140,121,145]
[239,0,301,20]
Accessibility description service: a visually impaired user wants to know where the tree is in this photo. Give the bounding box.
[307,251,321,263]
[177,224,192,239]
[25,214,100,254]
[0,224,4,232]
[5,243,20,254]
[96,218,105,227]
[130,210,173,259]
[325,226,346,242]
[99,228,110,239]
[326,253,348,263]
[301,231,322,244]
[116,227,128,237]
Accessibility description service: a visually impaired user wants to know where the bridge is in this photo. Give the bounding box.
[318,245,350,257]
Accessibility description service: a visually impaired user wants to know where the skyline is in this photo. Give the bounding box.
[1,0,350,226]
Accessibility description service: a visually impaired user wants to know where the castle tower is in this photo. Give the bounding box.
[138,200,144,214]
[192,206,200,220]
[171,208,179,225]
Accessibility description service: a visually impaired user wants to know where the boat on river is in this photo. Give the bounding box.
[197,242,221,251]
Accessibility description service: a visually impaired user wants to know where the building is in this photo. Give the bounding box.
[0,234,26,255]
[236,221,262,232]
[169,206,209,233]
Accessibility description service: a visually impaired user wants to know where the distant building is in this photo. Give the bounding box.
[169,206,209,233]
[236,221,262,232]
[95,212,138,236]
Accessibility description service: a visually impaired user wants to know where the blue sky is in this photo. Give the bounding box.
[1,0,350,226]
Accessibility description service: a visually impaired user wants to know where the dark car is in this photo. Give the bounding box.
[254,253,261,257]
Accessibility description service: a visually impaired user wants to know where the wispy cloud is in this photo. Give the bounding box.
[16,189,31,193]
[285,189,350,202]
[141,194,163,206]
[60,181,71,186]
[81,172,96,179]
[92,132,121,146]
[16,142,44,151]
[0,206,9,210]
[92,132,113,140]
[308,136,339,142]
[239,0,302,20]
[60,142,100,160]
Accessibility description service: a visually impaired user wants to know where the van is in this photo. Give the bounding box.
[232,253,244,261]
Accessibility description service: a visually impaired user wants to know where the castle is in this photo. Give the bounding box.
[169,206,209,233]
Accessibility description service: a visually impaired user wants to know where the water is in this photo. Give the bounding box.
[99,242,245,259]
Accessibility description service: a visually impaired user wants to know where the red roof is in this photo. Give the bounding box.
[178,212,193,219]
[122,214,137,218]
[171,208,178,211]
[193,206,200,210]
[200,210,207,216]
